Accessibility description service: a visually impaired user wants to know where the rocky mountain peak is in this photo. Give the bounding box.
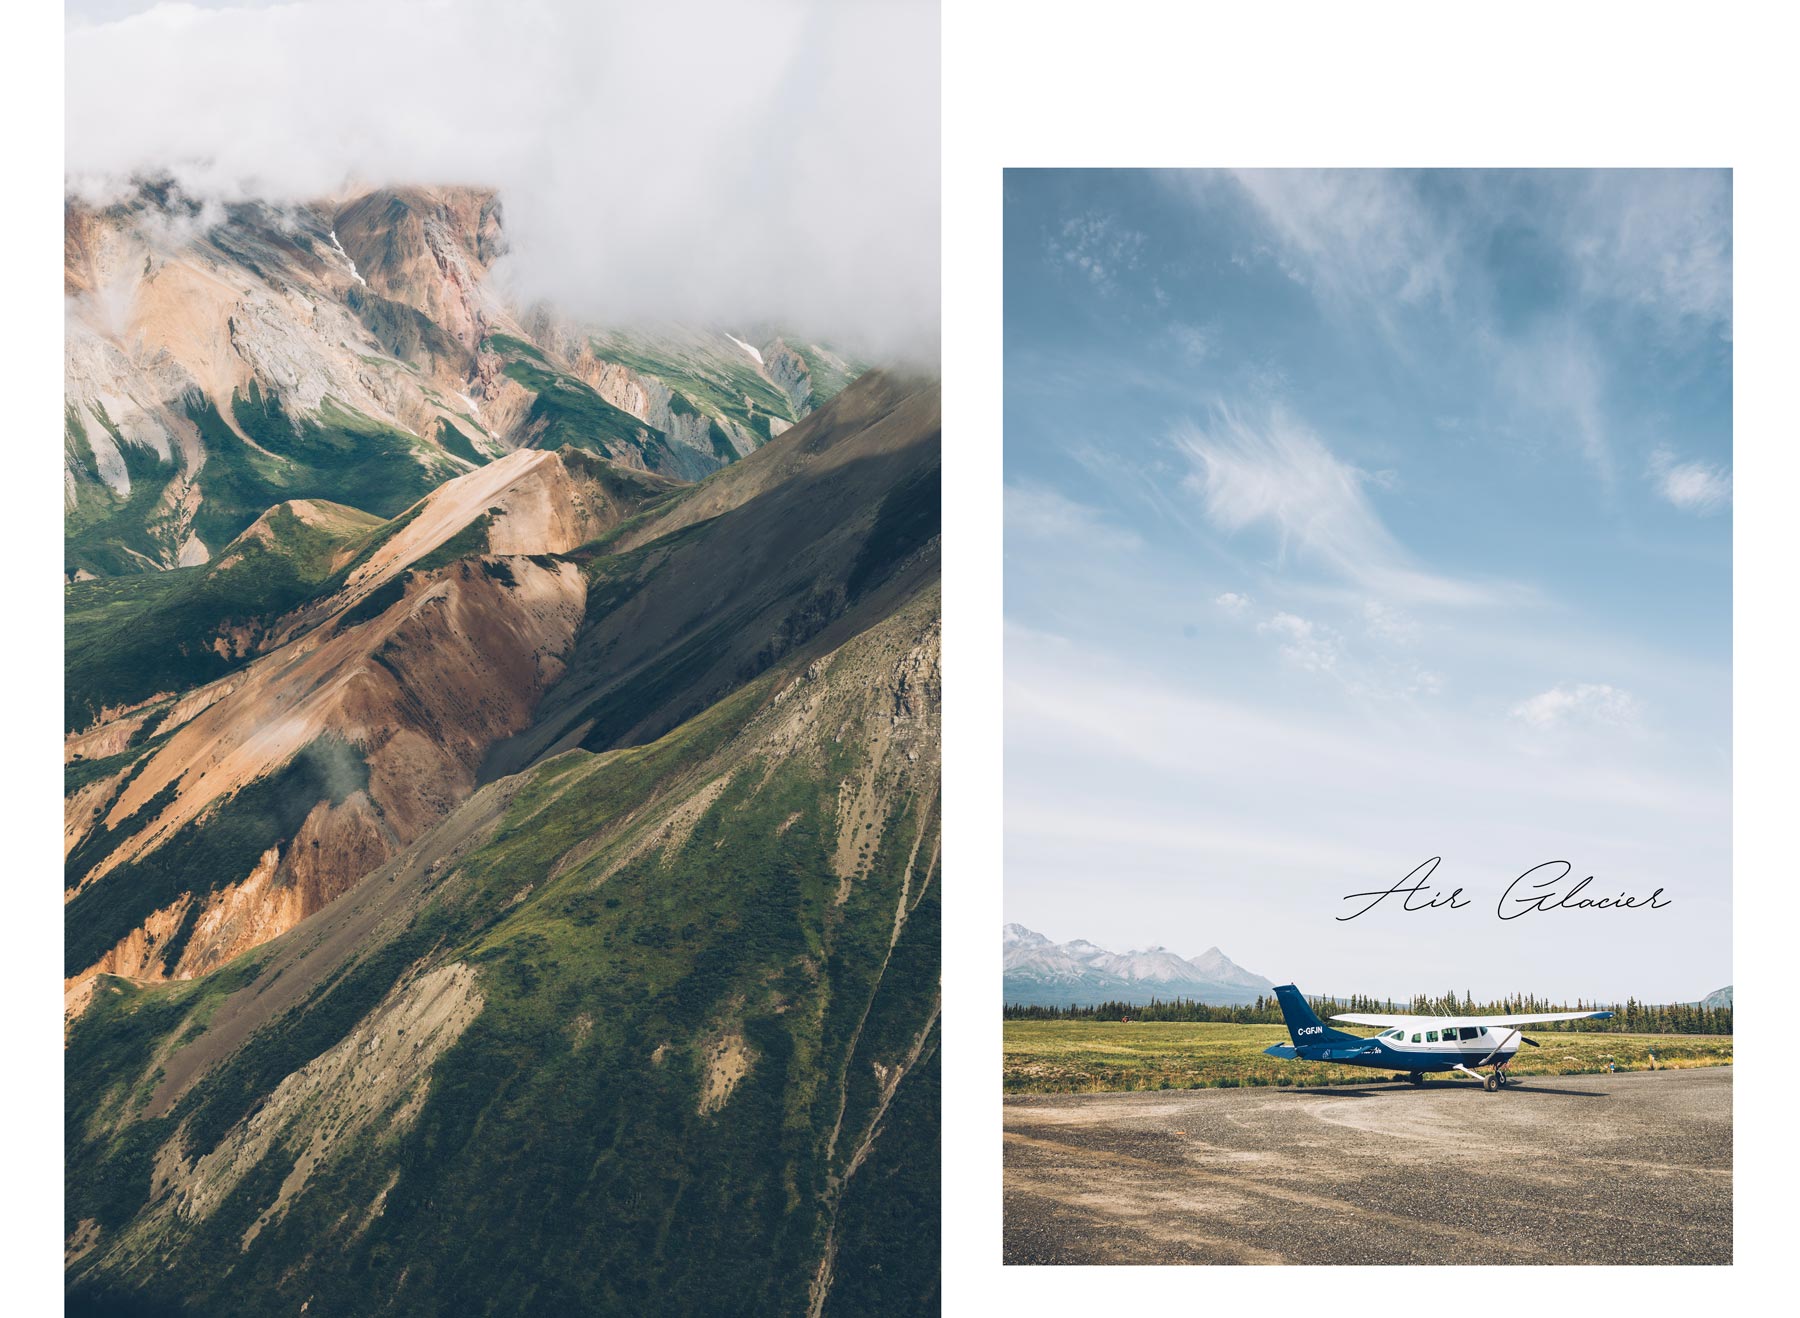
[1002,926,1274,1007]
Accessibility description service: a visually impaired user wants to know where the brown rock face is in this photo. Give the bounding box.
[99,554,586,876]
[333,186,506,361]
[67,555,587,1008]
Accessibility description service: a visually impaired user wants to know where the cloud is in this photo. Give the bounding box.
[1256,611,1341,673]
[1491,319,1616,485]
[1361,599,1419,645]
[1220,169,1457,317]
[1006,483,1144,552]
[63,0,940,360]
[1172,404,1496,606]
[1044,212,1145,294]
[1648,445,1732,514]
[1169,321,1215,360]
[1170,170,1729,490]
[1213,591,1252,616]
[1510,683,1644,732]
[1006,632,1726,999]
[1559,170,1732,331]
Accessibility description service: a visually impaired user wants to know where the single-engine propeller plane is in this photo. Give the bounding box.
[1263,983,1613,1091]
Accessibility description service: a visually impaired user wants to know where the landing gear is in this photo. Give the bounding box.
[1407,1072,1424,1086]
[1452,1062,1501,1090]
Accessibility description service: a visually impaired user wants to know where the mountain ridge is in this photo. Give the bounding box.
[1002,923,1274,1007]
[65,177,859,579]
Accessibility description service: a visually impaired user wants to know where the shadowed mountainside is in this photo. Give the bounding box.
[66,350,941,1314]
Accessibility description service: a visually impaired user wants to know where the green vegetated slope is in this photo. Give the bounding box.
[64,403,189,577]
[1002,1021,1735,1094]
[65,385,459,582]
[485,333,687,474]
[189,385,459,552]
[67,584,941,1317]
[587,331,802,437]
[65,500,388,732]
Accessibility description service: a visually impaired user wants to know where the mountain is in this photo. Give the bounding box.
[1701,985,1733,1008]
[66,183,937,1315]
[1001,924,1273,1007]
[64,179,856,580]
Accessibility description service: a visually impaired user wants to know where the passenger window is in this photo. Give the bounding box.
[1426,1030,1439,1042]
[1410,1033,1421,1043]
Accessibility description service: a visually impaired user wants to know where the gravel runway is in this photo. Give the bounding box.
[1004,1068,1731,1265]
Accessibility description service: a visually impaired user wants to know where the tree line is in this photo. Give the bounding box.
[1003,990,1731,1035]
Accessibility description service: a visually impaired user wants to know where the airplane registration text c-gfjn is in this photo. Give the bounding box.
[1263,984,1613,1091]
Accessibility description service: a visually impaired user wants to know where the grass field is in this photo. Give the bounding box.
[1002,1020,1733,1094]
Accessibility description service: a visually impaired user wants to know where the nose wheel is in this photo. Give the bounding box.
[1453,1062,1508,1091]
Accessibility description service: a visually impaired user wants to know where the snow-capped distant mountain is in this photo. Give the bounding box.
[1002,925,1275,1007]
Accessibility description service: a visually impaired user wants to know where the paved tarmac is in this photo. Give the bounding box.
[1004,1068,1731,1265]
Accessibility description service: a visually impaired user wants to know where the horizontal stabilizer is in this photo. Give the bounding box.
[1263,1043,1298,1059]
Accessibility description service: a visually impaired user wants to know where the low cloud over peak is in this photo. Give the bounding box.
[65,0,940,361]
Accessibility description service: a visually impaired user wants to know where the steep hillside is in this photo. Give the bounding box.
[64,448,680,1017]
[484,370,939,773]
[67,548,940,1318]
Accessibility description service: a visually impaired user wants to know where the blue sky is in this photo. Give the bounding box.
[1004,169,1731,1002]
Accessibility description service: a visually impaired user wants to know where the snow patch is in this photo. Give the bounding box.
[328,230,366,286]
[725,332,764,367]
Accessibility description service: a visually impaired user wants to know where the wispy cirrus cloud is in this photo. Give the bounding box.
[1172,404,1499,606]
[1005,482,1144,552]
[1560,169,1732,332]
[1177,170,1731,492]
[1220,169,1458,318]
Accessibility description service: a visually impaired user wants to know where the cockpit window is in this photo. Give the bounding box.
[1459,1026,1481,1041]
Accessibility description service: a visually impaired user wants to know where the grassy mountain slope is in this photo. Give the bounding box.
[68,580,939,1316]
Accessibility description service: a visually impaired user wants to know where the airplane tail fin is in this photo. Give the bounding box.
[1272,984,1360,1048]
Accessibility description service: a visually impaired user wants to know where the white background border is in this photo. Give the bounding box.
[945,0,1792,1303]
[5,0,1795,1305]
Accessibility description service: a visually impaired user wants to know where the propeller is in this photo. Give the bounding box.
[1519,1035,1541,1047]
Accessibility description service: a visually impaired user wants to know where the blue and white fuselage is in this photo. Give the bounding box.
[1262,983,1614,1090]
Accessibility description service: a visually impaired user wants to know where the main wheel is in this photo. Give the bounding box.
[1408,1072,1423,1086]
[1483,1074,1498,1092]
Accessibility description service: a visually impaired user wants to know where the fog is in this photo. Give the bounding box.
[65,0,940,361]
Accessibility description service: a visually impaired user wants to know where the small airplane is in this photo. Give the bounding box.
[1263,983,1613,1091]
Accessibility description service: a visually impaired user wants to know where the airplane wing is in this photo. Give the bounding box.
[1331,1009,1614,1028]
